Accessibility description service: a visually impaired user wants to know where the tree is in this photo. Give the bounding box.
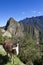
[0,29,4,44]
[19,32,42,64]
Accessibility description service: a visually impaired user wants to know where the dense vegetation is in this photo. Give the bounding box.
[0,29,43,65]
[18,32,43,65]
[0,29,24,65]
[0,17,43,65]
[0,49,23,65]
[0,29,4,44]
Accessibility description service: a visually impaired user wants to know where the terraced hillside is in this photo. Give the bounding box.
[0,45,25,65]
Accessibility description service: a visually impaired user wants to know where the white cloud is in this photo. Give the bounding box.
[32,10,41,14]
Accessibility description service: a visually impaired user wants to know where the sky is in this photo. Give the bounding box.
[0,0,43,26]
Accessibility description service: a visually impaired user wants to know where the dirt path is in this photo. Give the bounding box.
[21,63,25,65]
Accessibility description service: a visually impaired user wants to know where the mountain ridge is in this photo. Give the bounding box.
[19,15,43,32]
[0,15,43,38]
[2,17,24,38]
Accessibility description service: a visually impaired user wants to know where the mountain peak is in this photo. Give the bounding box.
[4,17,17,30]
[8,17,17,23]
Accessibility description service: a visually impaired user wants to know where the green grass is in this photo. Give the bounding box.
[5,56,22,65]
[0,49,25,65]
[0,49,6,55]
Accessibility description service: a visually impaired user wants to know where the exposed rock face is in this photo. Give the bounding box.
[2,31,12,38]
[4,17,24,37]
[1,16,43,43]
[19,16,43,44]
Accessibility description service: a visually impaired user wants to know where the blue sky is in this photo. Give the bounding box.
[0,0,43,26]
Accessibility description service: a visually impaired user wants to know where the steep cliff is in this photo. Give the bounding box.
[4,17,24,37]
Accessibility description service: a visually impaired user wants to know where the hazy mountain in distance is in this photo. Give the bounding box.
[19,16,43,32]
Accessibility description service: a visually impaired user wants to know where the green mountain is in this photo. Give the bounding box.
[1,16,43,44]
[1,17,24,38]
[0,16,43,65]
[19,16,43,44]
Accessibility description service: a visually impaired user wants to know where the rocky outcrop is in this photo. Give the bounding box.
[1,16,43,43]
[4,17,24,37]
[2,31,12,38]
[19,16,43,44]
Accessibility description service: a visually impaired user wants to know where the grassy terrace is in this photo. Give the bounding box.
[0,47,24,65]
